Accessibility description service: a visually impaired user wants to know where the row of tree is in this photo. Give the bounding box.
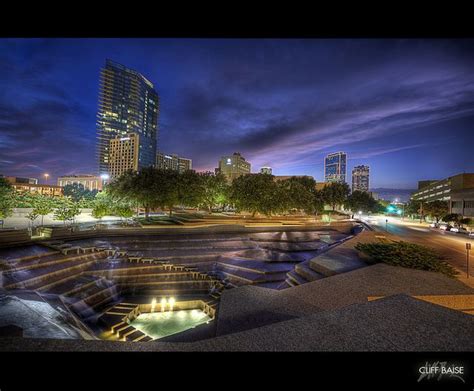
[404,199,472,226]
[107,168,382,218]
[0,177,134,226]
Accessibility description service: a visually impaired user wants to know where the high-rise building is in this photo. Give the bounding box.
[156,153,192,173]
[260,166,272,175]
[324,152,347,183]
[96,59,159,176]
[108,134,140,179]
[216,152,251,182]
[352,165,370,192]
[57,175,103,191]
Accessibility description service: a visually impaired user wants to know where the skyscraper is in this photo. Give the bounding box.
[216,152,251,182]
[260,166,272,175]
[324,152,347,183]
[96,59,159,176]
[352,165,370,192]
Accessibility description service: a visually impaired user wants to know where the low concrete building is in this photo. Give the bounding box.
[9,182,63,197]
[57,175,103,191]
[450,188,474,218]
[411,173,474,203]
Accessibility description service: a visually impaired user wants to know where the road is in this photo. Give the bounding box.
[361,214,474,281]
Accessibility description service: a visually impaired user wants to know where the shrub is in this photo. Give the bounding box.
[354,241,457,278]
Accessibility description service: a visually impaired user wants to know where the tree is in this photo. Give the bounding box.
[0,177,15,220]
[230,173,280,217]
[63,183,98,202]
[108,169,155,219]
[113,204,134,223]
[176,170,205,210]
[321,182,351,211]
[279,176,317,214]
[199,172,229,212]
[345,191,379,216]
[32,195,55,226]
[53,200,80,226]
[443,213,462,226]
[459,217,472,228]
[405,200,422,219]
[25,211,39,228]
[423,200,449,223]
[91,200,109,225]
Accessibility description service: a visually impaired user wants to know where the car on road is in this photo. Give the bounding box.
[439,224,453,231]
[469,231,474,238]
[450,227,469,234]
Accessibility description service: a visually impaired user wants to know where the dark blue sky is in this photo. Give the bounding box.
[1,38,473,188]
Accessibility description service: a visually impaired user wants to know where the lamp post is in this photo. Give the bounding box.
[100,173,109,187]
[43,173,49,185]
[467,242,471,279]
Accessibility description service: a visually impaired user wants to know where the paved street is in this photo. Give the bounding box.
[362,215,474,284]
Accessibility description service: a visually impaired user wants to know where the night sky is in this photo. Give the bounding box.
[1,38,473,189]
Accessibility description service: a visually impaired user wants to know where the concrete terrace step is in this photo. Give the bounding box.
[309,248,366,277]
[286,270,308,286]
[294,262,325,282]
[3,258,99,289]
[45,276,104,296]
[219,268,288,284]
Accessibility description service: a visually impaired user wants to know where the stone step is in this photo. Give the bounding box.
[286,270,307,286]
[294,262,325,282]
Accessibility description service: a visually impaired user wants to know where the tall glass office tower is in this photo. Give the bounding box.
[324,152,347,183]
[96,59,159,176]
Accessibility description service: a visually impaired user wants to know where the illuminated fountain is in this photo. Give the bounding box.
[160,298,167,312]
[150,298,156,313]
[168,297,175,312]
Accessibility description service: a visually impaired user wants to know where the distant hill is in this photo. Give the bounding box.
[370,188,416,203]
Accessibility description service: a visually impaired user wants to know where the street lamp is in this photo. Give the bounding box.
[100,173,109,187]
[43,173,49,184]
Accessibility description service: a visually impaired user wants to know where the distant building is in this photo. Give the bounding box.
[324,152,347,183]
[108,133,140,179]
[96,59,159,177]
[411,173,474,203]
[260,166,272,175]
[216,152,251,182]
[156,153,192,173]
[57,175,103,191]
[352,165,370,192]
[273,175,315,182]
[450,189,474,218]
[315,182,327,191]
[369,191,379,201]
[1,176,38,185]
[9,181,63,197]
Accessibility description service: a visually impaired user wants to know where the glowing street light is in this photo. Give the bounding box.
[43,173,49,184]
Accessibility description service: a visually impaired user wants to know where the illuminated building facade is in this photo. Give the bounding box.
[96,59,159,176]
[57,175,103,191]
[352,165,370,192]
[9,182,63,197]
[260,166,272,175]
[108,134,140,179]
[156,153,192,173]
[216,152,251,182]
[324,152,347,183]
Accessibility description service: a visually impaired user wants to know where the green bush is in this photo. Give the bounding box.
[354,241,457,278]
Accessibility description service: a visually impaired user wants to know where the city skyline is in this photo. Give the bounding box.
[1,39,474,188]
